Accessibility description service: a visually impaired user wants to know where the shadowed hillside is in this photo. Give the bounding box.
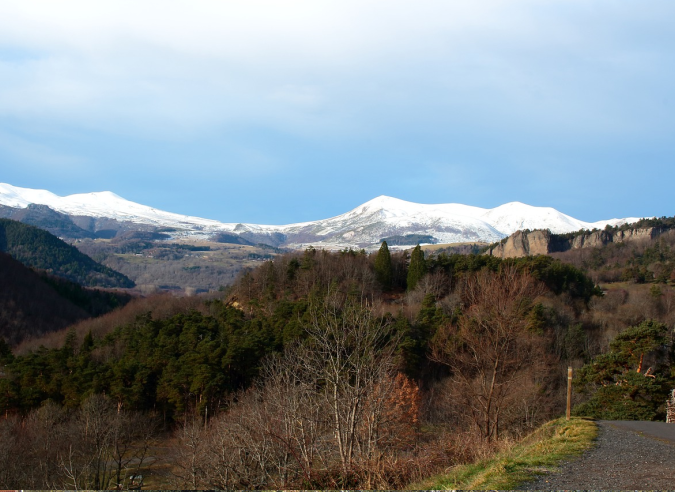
[0,218,134,288]
[0,251,88,345]
[0,251,133,346]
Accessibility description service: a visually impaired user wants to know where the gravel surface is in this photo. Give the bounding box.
[520,420,675,490]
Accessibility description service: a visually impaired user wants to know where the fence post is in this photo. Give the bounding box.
[566,366,573,420]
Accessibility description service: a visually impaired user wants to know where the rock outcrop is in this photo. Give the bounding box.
[488,226,667,258]
[488,230,552,258]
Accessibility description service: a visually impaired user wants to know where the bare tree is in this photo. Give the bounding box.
[24,400,71,488]
[302,294,398,473]
[0,416,25,488]
[75,394,118,489]
[405,271,450,306]
[33,394,161,490]
[203,389,292,489]
[431,266,549,441]
[258,347,328,485]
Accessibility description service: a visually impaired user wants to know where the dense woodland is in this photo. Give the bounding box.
[1,225,675,488]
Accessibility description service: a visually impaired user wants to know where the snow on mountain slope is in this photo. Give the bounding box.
[478,201,641,235]
[0,183,239,232]
[479,202,592,235]
[275,196,505,248]
[0,183,63,209]
[0,184,642,249]
[589,217,641,229]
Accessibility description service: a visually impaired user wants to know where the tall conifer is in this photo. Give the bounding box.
[374,241,393,290]
[407,244,426,291]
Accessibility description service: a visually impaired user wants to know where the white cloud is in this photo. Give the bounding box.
[0,0,672,142]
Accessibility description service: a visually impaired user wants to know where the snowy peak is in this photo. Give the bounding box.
[358,195,407,209]
[343,195,488,222]
[339,195,418,219]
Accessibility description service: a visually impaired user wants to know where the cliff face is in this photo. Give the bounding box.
[489,230,553,258]
[488,227,666,258]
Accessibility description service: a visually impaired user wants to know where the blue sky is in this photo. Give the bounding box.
[0,1,673,225]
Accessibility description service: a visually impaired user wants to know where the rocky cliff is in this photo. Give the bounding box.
[487,226,667,258]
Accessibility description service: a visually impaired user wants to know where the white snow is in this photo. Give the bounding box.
[0,183,240,232]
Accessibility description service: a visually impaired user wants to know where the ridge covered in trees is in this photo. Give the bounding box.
[0,218,134,288]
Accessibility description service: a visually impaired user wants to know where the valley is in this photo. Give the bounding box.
[75,237,280,294]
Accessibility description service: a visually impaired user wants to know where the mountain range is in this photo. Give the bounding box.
[0,183,641,250]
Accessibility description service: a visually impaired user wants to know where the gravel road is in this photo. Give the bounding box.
[521,420,675,490]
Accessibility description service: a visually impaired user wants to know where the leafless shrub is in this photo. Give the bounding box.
[405,271,451,306]
[0,396,158,490]
[168,417,210,489]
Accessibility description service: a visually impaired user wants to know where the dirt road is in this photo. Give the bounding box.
[521,420,675,490]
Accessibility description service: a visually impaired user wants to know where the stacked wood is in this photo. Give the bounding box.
[667,389,675,423]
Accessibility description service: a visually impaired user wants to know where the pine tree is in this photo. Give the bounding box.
[407,244,426,291]
[0,337,13,365]
[374,241,393,290]
[81,330,94,353]
[574,320,671,420]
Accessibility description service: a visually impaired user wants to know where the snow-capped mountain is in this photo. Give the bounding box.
[0,183,639,250]
[269,195,637,250]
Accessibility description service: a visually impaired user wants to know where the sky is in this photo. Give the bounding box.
[0,1,673,225]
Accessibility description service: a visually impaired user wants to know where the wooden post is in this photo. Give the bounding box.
[566,366,573,420]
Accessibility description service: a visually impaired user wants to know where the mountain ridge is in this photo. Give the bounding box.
[0,183,642,250]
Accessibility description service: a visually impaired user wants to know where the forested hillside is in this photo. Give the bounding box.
[0,251,133,346]
[0,203,99,239]
[4,239,672,489]
[0,251,87,345]
[1,229,674,489]
[0,219,134,288]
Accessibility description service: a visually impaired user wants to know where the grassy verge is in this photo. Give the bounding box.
[410,417,597,490]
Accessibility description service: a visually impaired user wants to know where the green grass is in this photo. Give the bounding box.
[411,417,598,490]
